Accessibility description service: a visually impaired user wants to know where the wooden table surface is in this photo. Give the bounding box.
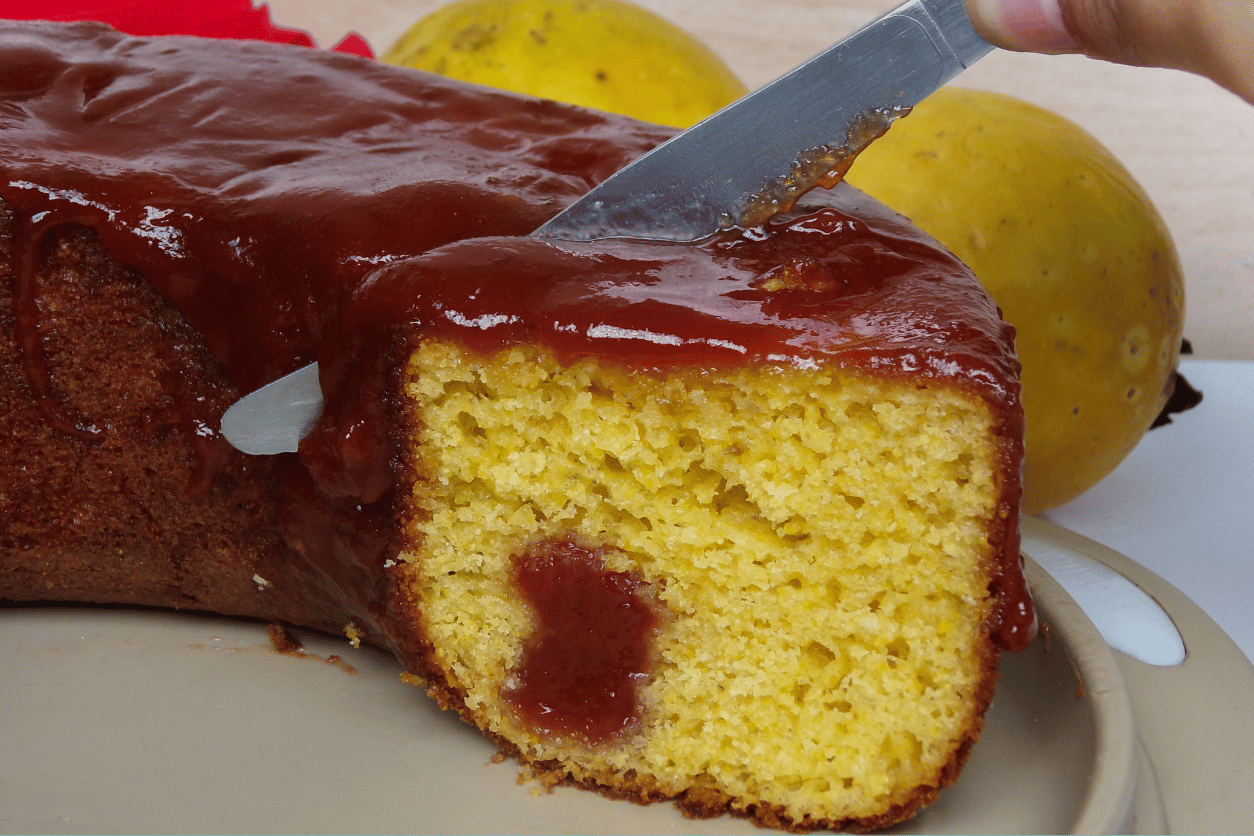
[269,0,1254,361]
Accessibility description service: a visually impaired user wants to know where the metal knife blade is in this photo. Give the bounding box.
[219,363,321,457]
[220,0,991,455]
[534,0,991,242]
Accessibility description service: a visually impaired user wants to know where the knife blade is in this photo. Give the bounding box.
[220,0,991,456]
[534,0,991,242]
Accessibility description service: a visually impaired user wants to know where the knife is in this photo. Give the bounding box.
[221,0,992,456]
[533,0,992,242]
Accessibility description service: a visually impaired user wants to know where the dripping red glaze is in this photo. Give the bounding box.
[0,20,1033,656]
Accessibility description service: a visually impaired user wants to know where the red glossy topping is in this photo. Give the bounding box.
[988,514,1039,651]
[311,192,1022,502]
[506,540,657,743]
[0,20,670,396]
[0,22,1033,655]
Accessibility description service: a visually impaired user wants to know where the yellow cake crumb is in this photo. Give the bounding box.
[344,622,363,649]
[395,340,1009,829]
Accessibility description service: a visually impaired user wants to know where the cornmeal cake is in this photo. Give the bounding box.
[0,20,1032,832]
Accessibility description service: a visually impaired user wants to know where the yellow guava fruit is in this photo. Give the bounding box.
[846,88,1185,513]
[382,0,747,128]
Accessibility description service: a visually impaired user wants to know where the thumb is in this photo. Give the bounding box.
[965,0,1254,104]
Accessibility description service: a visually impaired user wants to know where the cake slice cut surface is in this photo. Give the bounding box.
[400,343,1007,827]
[363,206,1030,830]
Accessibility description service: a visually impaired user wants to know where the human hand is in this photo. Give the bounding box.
[965,0,1254,104]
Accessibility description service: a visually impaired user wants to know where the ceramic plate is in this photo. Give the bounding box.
[2,519,1251,834]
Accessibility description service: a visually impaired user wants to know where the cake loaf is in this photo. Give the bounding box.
[0,21,1033,832]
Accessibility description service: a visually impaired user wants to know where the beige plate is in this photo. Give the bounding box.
[1021,516,1254,835]
[2,517,1251,834]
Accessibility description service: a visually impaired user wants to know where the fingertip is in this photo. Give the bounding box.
[966,0,1081,54]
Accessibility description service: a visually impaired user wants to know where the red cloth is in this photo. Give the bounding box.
[0,0,375,57]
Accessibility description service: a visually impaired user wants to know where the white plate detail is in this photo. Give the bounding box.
[1023,533,1186,666]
